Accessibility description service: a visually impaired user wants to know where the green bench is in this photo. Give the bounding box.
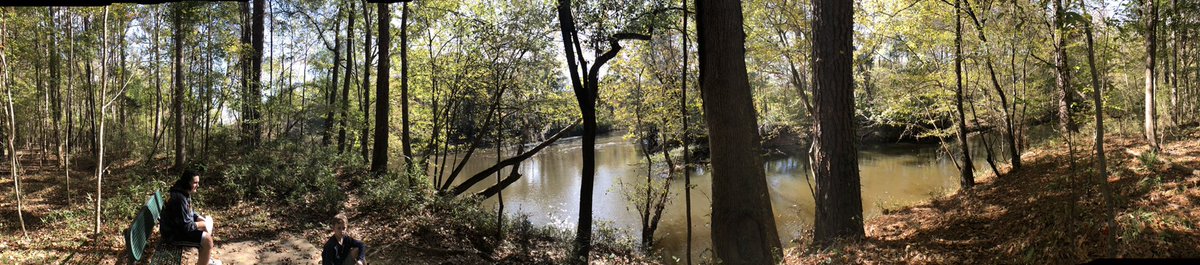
[122,191,195,265]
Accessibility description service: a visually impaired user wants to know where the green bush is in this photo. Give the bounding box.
[360,170,435,216]
[104,176,168,221]
[206,141,349,218]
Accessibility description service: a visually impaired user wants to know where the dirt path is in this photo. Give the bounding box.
[171,232,321,265]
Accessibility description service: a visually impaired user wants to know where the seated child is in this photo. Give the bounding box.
[321,216,367,265]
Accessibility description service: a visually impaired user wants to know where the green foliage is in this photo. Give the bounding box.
[209,141,349,218]
[103,175,168,221]
[1138,150,1161,170]
[360,171,433,216]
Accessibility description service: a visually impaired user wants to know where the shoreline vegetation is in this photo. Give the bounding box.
[3,125,1197,264]
[1,0,1198,263]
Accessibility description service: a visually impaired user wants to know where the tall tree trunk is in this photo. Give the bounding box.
[95,6,110,243]
[1054,0,1075,133]
[554,1,649,262]
[48,7,63,169]
[339,1,354,154]
[173,3,186,169]
[1081,2,1117,256]
[1145,0,1160,151]
[1,10,29,238]
[696,0,784,262]
[370,2,391,174]
[680,1,693,262]
[360,0,372,162]
[324,10,342,147]
[555,2,596,262]
[65,12,75,204]
[246,0,264,147]
[239,1,249,145]
[1169,0,1179,127]
[400,2,413,169]
[954,0,974,189]
[149,4,163,162]
[811,0,865,243]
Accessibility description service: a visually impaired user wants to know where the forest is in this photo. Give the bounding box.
[0,0,1198,264]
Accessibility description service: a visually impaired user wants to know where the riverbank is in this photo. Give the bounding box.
[0,144,655,264]
[783,127,1200,264]
[3,125,1196,264]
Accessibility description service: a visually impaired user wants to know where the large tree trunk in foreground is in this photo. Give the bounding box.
[370,2,390,174]
[696,0,783,263]
[811,0,865,243]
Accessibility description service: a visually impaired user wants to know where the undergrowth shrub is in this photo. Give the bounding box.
[208,140,350,218]
[104,174,169,221]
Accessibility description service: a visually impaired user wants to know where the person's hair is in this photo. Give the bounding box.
[180,168,199,180]
[333,215,348,230]
[171,168,200,195]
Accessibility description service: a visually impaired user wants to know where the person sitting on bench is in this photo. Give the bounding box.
[161,169,222,265]
[321,216,367,265]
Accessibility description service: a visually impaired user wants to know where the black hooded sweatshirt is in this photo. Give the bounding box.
[160,178,201,241]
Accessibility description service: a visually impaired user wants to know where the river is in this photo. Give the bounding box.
[434,132,1021,262]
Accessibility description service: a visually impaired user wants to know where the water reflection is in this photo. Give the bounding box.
[435,133,1010,262]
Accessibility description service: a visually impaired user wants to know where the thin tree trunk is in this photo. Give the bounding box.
[963,1,1022,170]
[339,1,354,154]
[147,4,162,161]
[323,8,342,147]
[360,0,372,163]
[954,0,974,189]
[400,2,413,169]
[95,5,109,241]
[1,11,29,238]
[1081,3,1117,255]
[679,1,692,261]
[1169,0,1179,127]
[65,11,75,204]
[1145,0,1160,150]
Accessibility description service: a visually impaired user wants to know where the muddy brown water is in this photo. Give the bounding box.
[433,132,1025,262]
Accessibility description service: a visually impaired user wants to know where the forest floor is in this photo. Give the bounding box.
[0,147,650,264]
[784,126,1200,264]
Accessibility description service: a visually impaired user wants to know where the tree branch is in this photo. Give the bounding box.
[450,118,581,196]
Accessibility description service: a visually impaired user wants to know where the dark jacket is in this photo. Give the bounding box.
[160,181,200,241]
[321,235,367,265]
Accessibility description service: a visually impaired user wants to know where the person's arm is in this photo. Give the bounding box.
[350,238,367,262]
